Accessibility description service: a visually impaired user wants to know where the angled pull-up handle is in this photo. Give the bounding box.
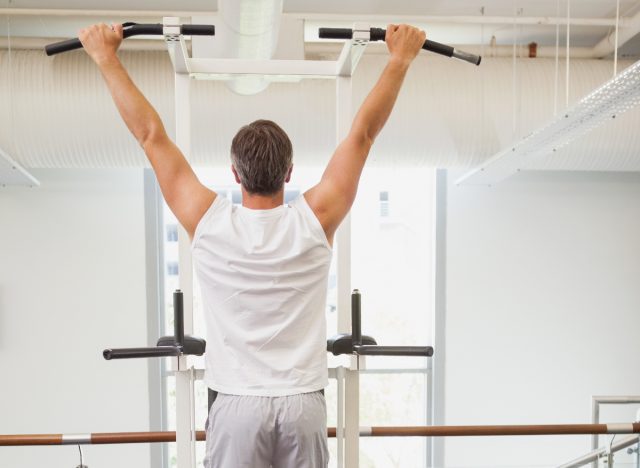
[45,22,215,56]
[318,27,481,66]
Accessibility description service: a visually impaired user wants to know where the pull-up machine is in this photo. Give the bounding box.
[42,18,479,468]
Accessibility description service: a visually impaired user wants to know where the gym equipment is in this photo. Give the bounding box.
[327,289,433,357]
[103,289,205,360]
[45,22,215,56]
[4,422,640,446]
[318,27,482,66]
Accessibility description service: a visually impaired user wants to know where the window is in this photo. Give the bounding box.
[157,166,434,468]
[166,261,179,276]
[379,190,390,218]
[166,224,178,242]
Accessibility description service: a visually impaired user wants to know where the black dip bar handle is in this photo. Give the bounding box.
[350,289,434,357]
[45,22,215,56]
[318,27,481,66]
[103,346,181,360]
[103,290,196,360]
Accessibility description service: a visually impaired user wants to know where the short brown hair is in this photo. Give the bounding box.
[230,120,293,195]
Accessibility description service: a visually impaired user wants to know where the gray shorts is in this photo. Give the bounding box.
[204,391,329,468]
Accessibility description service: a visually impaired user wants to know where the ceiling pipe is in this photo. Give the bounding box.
[0,8,622,27]
[0,8,211,17]
[1,7,638,60]
[304,42,596,59]
[0,36,169,51]
[0,38,610,60]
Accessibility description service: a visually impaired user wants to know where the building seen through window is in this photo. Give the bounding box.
[166,224,178,242]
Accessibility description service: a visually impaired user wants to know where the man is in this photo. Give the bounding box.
[80,22,425,468]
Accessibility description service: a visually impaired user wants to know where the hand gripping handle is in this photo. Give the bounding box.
[45,23,215,56]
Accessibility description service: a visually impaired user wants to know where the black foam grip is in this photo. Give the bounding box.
[354,345,434,357]
[351,290,362,346]
[45,38,82,56]
[423,39,454,57]
[369,28,386,42]
[123,24,163,36]
[319,27,460,61]
[103,346,181,360]
[318,28,353,39]
[181,25,216,36]
[45,23,214,56]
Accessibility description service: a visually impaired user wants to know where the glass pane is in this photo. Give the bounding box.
[351,167,435,369]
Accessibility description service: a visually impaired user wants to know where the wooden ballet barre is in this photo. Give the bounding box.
[2,423,640,446]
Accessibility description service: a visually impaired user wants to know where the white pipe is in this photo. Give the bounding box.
[0,37,599,59]
[0,8,623,27]
[557,434,640,468]
[293,13,622,27]
[0,8,212,17]
[305,43,597,59]
[614,0,621,75]
[2,7,638,60]
[0,37,169,51]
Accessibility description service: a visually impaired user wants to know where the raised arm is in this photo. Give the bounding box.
[79,24,215,238]
[304,25,425,244]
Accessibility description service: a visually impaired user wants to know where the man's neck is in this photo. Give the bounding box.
[241,187,285,210]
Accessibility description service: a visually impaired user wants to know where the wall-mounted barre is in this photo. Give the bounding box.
[3,423,639,446]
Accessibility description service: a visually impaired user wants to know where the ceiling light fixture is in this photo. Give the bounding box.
[456,58,640,186]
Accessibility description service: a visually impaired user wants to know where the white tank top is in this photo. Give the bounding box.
[191,194,332,396]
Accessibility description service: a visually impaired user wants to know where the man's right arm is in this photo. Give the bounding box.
[304,25,425,245]
[80,24,215,238]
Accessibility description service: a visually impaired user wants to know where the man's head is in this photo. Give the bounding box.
[230,120,293,196]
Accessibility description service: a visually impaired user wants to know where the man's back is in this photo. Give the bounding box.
[80,21,425,467]
[192,195,332,396]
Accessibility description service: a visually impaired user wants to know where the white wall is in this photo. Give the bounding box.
[444,171,640,467]
[0,169,150,468]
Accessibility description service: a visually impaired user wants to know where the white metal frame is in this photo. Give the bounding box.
[590,395,640,468]
[163,17,371,468]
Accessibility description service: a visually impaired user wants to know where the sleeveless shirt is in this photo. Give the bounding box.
[191,194,332,396]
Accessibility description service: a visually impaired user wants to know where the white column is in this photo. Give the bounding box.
[430,169,448,468]
[175,70,196,468]
[335,74,359,468]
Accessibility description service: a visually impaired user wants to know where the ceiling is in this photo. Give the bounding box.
[0,0,635,17]
[1,0,640,54]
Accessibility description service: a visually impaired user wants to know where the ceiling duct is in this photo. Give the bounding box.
[210,0,284,95]
[1,50,640,171]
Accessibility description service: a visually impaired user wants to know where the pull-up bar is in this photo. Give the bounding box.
[318,27,482,66]
[44,22,216,56]
[3,423,639,446]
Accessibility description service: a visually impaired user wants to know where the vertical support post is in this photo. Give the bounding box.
[143,169,167,468]
[335,73,359,468]
[175,71,194,337]
[175,66,196,468]
[592,399,600,468]
[336,366,346,468]
[429,169,448,468]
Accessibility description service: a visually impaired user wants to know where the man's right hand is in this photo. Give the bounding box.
[385,24,426,66]
[79,23,123,65]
